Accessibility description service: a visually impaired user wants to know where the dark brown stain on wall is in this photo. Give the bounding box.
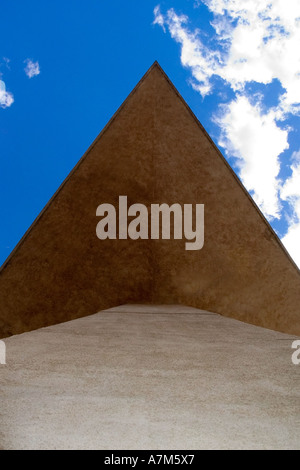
[0,62,299,338]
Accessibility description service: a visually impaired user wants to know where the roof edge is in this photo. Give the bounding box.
[1,60,299,279]
[152,62,300,278]
[0,61,160,273]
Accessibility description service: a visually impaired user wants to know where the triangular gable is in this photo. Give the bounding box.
[0,62,299,337]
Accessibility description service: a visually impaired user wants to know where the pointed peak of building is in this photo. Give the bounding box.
[1,62,300,339]
[136,61,174,88]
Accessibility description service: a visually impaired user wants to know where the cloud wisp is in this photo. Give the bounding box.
[0,57,41,109]
[0,80,14,108]
[154,1,300,113]
[216,96,288,219]
[24,59,40,78]
[281,151,300,267]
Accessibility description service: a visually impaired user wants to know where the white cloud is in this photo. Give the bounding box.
[0,80,14,108]
[154,7,221,96]
[153,2,299,220]
[153,5,166,32]
[3,57,10,70]
[203,0,300,116]
[217,95,288,219]
[281,151,300,205]
[280,151,300,267]
[154,1,300,112]
[24,59,40,78]
[281,223,300,268]
[154,2,300,262]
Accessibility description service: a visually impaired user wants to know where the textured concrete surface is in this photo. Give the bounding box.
[1,304,299,450]
[1,62,300,338]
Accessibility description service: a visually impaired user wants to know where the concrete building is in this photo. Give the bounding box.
[0,63,299,449]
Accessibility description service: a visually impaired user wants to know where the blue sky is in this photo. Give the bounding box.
[1,0,300,268]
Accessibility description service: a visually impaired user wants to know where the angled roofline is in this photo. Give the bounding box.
[153,62,300,278]
[1,61,299,278]
[0,62,160,273]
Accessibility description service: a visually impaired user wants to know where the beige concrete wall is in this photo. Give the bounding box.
[2,305,299,450]
[0,63,299,337]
